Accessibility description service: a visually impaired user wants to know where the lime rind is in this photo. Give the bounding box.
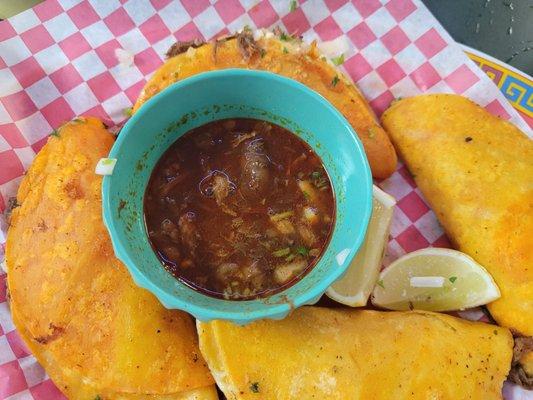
[326,185,396,306]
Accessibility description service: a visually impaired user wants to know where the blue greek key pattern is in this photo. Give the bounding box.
[500,76,533,114]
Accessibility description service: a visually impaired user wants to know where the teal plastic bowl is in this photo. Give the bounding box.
[102,69,372,324]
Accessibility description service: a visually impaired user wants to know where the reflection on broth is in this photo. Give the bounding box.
[144,118,335,300]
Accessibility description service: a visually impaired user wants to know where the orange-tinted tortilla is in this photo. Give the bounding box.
[134,32,397,179]
[381,94,532,387]
[6,117,216,399]
[381,94,533,336]
[198,307,513,399]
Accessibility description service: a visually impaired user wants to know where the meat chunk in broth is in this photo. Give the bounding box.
[178,212,200,255]
[241,138,270,198]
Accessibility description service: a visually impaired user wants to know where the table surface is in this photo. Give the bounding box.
[1,0,532,75]
[423,0,532,75]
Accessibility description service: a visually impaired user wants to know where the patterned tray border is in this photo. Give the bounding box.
[463,45,533,119]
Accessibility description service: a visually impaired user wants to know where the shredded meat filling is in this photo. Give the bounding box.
[236,29,262,61]
[165,39,205,58]
[509,336,533,389]
[166,29,262,64]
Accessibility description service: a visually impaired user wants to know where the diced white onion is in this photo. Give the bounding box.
[457,309,486,321]
[409,276,445,288]
[303,206,318,223]
[336,248,351,266]
[95,158,117,176]
[292,42,310,54]
[316,36,350,59]
[185,46,196,58]
[115,48,134,68]
[253,29,265,41]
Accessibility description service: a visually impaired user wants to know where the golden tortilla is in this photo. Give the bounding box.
[198,307,513,399]
[133,31,397,179]
[381,94,532,387]
[6,117,216,399]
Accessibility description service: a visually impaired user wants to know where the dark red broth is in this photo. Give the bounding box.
[144,118,335,300]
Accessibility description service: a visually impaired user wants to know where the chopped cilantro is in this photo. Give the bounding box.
[377,279,385,289]
[123,107,133,117]
[280,32,290,41]
[331,53,345,66]
[290,0,298,12]
[260,48,266,58]
[250,382,260,393]
[94,396,102,400]
[331,75,340,87]
[311,171,321,179]
[302,190,310,200]
[72,117,83,123]
[50,129,60,137]
[449,276,457,283]
[283,47,289,54]
[296,246,309,257]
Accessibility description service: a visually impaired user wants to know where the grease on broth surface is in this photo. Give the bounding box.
[144,118,335,300]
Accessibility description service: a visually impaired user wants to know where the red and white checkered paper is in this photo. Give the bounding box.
[0,1,531,399]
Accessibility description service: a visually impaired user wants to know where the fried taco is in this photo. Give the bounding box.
[198,307,513,399]
[133,29,397,179]
[381,94,533,388]
[5,118,216,399]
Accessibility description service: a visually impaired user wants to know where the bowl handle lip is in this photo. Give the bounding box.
[101,68,373,323]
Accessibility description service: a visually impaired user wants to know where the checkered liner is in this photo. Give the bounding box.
[0,1,531,399]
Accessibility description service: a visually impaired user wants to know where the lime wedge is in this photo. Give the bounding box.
[326,185,396,306]
[371,248,500,311]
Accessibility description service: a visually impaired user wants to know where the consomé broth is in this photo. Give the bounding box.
[144,118,335,300]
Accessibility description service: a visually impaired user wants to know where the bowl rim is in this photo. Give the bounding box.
[102,69,372,322]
